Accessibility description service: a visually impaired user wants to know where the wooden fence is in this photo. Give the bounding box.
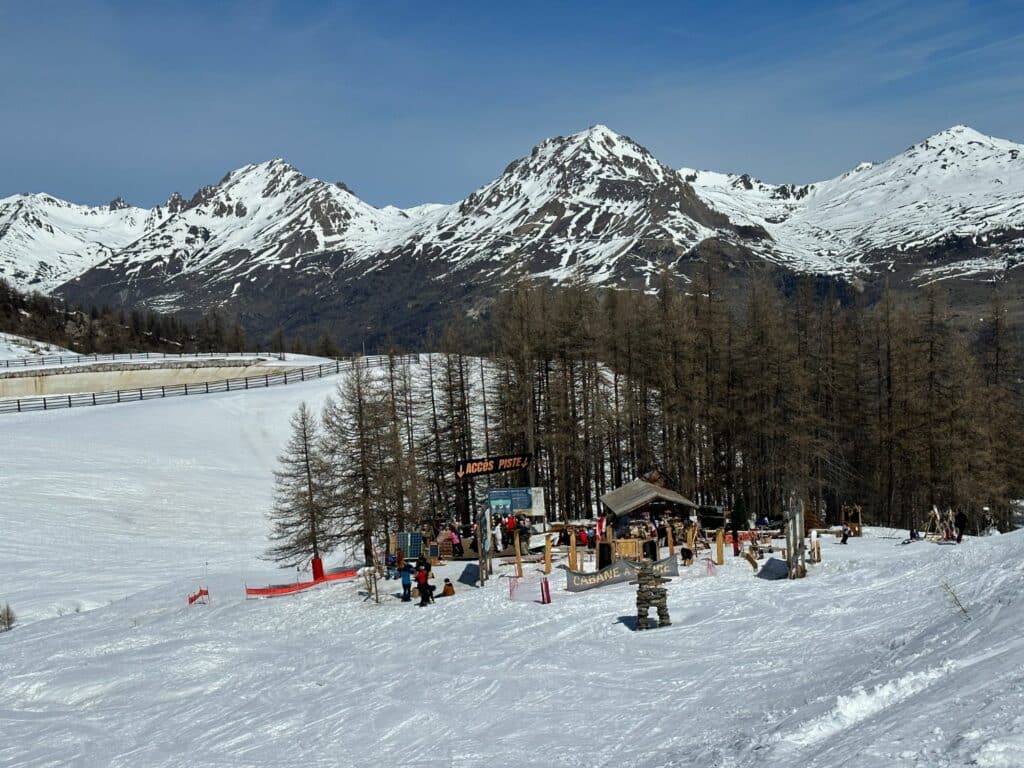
[0,354,418,415]
[0,350,285,369]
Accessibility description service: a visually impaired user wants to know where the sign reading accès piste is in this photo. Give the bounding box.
[455,453,531,479]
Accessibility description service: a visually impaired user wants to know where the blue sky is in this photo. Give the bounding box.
[1,0,1022,208]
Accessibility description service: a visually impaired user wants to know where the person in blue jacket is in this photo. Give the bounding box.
[399,563,414,602]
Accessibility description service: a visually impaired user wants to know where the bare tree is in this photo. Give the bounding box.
[264,403,338,567]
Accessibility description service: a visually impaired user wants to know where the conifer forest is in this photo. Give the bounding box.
[289,267,1023,551]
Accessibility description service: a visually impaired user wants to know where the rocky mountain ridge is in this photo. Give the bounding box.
[679,125,1024,282]
[2,123,1021,346]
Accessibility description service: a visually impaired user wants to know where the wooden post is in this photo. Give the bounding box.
[715,529,724,566]
[857,506,863,537]
[686,525,697,552]
[544,534,552,575]
[569,531,578,572]
[514,529,523,577]
[666,525,675,557]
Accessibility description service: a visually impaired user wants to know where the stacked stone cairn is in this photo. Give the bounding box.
[633,561,671,630]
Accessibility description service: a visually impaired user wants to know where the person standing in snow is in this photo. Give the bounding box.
[450,526,464,558]
[518,517,531,554]
[416,566,431,606]
[840,523,850,545]
[400,563,414,602]
[955,510,968,544]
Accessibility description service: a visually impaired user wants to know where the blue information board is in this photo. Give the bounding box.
[488,488,533,510]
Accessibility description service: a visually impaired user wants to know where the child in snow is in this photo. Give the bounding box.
[440,578,455,597]
[840,524,851,545]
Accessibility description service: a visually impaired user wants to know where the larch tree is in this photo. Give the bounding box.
[265,402,338,567]
[322,360,385,565]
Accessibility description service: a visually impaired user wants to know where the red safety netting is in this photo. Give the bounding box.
[244,568,358,598]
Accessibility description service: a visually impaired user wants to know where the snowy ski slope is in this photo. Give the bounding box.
[1,359,1022,767]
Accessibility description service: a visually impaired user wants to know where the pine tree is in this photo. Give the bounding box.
[264,403,338,567]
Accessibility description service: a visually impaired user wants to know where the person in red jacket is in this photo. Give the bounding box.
[416,566,432,606]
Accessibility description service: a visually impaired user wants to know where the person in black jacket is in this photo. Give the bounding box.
[954,511,968,544]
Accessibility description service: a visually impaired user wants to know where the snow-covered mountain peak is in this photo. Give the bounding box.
[898,125,1022,173]
[680,125,1024,280]
[454,125,675,223]
[0,192,158,291]
[73,156,431,301]
[206,158,314,205]
[918,124,994,148]
[398,125,738,288]
[527,124,670,187]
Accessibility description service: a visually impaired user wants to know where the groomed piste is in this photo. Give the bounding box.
[1,339,1021,768]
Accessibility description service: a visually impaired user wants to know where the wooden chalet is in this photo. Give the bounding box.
[600,478,697,523]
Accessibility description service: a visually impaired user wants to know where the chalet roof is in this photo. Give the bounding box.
[600,479,697,518]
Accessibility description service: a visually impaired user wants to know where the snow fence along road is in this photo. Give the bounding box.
[0,354,419,414]
[0,372,1022,768]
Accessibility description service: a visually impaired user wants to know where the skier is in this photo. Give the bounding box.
[955,510,968,544]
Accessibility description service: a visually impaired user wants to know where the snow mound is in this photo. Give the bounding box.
[0,332,72,360]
